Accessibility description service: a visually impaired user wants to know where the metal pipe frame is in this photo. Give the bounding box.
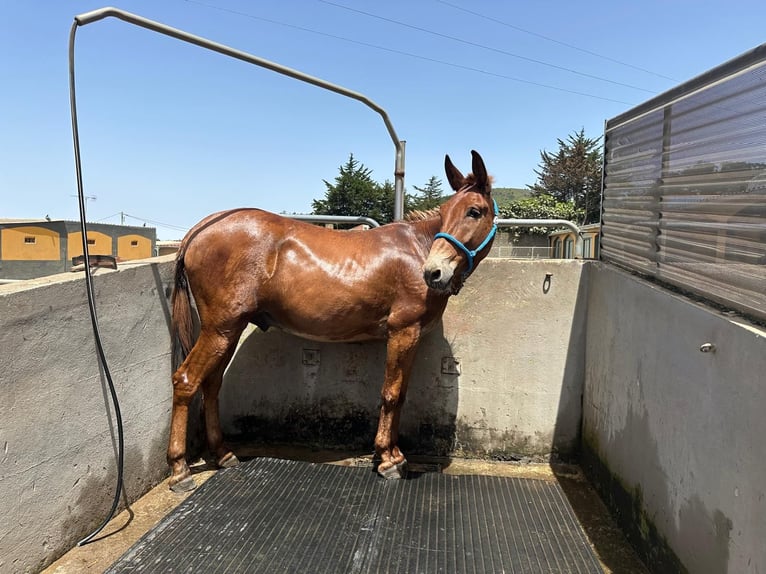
[288,214,380,228]
[73,6,407,220]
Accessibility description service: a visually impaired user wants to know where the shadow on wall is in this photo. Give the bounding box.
[150,262,173,334]
[218,321,458,460]
[576,265,740,573]
[434,260,591,463]
[552,264,589,459]
[580,404,730,573]
[547,263,656,573]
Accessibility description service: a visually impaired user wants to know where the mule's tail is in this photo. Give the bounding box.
[171,250,196,367]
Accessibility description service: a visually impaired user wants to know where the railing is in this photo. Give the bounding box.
[492,246,553,260]
[496,219,583,258]
[288,215,381,228]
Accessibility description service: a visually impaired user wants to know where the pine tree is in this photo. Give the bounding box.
[312,154,394,224]
[528,129,603,224]
[372,180,395,224]
[407,176,445,212]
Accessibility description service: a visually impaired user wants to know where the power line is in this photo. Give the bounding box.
[319,0,658,93]
[183,0,637,105]
[94,212,123,223]
[436,0,678,82]
[123,214,189,232]
[121,212,189,232]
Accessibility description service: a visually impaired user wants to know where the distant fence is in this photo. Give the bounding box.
[492,246,552,259]
[601,43,766,323]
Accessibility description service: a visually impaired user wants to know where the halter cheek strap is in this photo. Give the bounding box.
[434,199,499,277]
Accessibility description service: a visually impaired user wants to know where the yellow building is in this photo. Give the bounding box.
[548,223,600,259]
[0,219,156,280]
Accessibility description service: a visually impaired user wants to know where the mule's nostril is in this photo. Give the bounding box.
[424,262,452,290]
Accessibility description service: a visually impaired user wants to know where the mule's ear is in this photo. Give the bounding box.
[445,154,465,192]
[470,150,491,194]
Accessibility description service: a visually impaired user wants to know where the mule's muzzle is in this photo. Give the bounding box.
[423,258,455,292]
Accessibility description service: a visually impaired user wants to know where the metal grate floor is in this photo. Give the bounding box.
[107,458,603,573]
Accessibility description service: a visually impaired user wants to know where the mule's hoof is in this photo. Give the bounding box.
[378,460,408,480]
[218,453,240,469]
[169,475,197,493]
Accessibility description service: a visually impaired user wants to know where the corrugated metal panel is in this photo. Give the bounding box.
[602,44,766,322]
[106,458,603,573]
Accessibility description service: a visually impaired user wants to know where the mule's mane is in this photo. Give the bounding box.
[404,208,440,222]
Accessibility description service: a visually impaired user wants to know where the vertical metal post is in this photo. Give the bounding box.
[597,118,608,260]
[658,105,672,267]
[394,140,406,220]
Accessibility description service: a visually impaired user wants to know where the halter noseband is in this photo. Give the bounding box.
[433,198,499,279]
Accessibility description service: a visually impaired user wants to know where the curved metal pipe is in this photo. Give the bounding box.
[67,8,406,543]
[73,7,406,219]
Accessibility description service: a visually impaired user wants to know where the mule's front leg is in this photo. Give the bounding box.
[375,325,421,479]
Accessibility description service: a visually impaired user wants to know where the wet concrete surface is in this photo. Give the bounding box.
[43,445,648,574]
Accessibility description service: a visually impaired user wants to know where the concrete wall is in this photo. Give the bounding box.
[0,256,590,572]
[0,256,176,574]
[220,259,589,461]
[582,263,766,574]
[8,253,762,572]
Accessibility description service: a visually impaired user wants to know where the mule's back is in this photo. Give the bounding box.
[180,208,442,342]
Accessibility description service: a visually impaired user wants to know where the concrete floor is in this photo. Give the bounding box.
[43,446,648,574]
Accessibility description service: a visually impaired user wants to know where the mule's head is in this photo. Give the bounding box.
[423,150,497,294]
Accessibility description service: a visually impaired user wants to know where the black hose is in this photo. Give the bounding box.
[68,20,126,547]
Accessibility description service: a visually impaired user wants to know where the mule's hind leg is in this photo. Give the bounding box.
[374,325,421,479]
[201,344,241,470]
[167,327,242,491]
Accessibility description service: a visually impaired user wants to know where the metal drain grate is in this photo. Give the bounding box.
[107,458,602,573]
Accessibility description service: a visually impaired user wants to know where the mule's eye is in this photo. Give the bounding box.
[467,207,482,219]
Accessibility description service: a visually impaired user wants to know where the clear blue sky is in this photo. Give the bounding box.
[2,1,765,239]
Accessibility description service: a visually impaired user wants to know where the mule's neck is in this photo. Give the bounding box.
[410,213,443,253]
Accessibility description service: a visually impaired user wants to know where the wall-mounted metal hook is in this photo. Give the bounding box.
[543,272,553,294]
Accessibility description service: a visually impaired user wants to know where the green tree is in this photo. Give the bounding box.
[407,176,445,212]
[312,154,394,224]
[374,179,396,224]
[528,128,602,224]
[499,194,583,236]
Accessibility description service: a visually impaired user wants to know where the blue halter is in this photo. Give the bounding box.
[434,198,499,278]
